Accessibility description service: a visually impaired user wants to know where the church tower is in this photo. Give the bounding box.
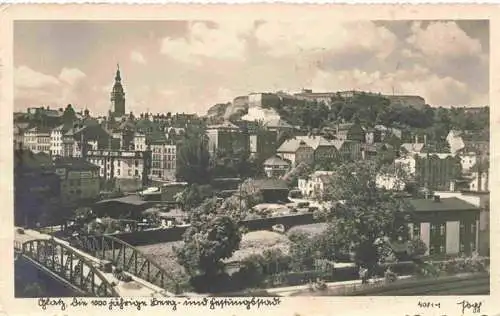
[110,64,126,117]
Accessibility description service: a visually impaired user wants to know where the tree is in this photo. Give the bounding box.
[176,127,212,184]
[175,198,242,277]
[318,161,415,272]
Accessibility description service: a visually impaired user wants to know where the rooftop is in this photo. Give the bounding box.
[278,135,335,152]
[251,179,289,191]
[408,197,480,212]
[96,194,151,206]
[263,155,290,166]
[54,157,99,171]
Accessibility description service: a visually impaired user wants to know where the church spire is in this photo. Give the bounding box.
[115,63,121,81]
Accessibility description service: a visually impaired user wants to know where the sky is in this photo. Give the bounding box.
[14,20,489,116]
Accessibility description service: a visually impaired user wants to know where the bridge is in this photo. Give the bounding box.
[14,228,176,297]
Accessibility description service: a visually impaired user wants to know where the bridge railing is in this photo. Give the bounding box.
[17,238,119,297]
[70,234,180,294]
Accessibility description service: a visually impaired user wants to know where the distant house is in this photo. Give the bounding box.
[446,130,489,156]
[276,138,314,167]
[277,136,337,167]
[251,179,289,203]
[335,123,365,142]
[298,171,334,200]
[400,142,426,154]
[331,139,362,161]
[395,153,461,191]
[263,155,291,178]
[408,196,481,257]
[206,121,247,156]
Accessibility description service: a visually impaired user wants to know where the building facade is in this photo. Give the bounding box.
[408,197,480,256]
[23,127,51,154]
[263,155,290,178]
[54,158,100,206]
[206,121,247,156]
[87,149,152,190]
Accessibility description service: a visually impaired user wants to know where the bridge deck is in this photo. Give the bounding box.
[15,228,169,297]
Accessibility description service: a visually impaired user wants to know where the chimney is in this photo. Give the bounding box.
[424,134,427,145]
[433,195,441,202]
[415,134,419,144]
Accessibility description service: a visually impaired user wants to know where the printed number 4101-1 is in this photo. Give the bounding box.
[418,302,441,308]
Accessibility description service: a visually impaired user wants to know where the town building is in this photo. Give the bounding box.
[459,152,478,173]
[249,129,278,161]
[14,149,61,227]
[50,124,71,158]
[278,135,339,167]
[149,132,177,181]
[14,124,25,150]
[263,155,291,178]
[298,171,334,200]
[395,153,462,191]
[446,130,489,156]
[133,132,147,151]
[468,171,490,192]
[53,157,100,207]
[86,149,152,191]
[23,126,51,154]
[334,123,365,143]
[277,139,314,167]
[331,139,362,161]
[249,179,289,203]
[408,196,481,256]
[206,121,247,156]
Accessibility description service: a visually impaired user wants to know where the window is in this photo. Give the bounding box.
[135,170,139,176]
[117,169,120,176]
[413,223,421,239]
[135,160,139,167]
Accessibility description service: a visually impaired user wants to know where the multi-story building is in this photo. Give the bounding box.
[395,153,462,191]
[206,121,247,156]
[408,196,481,256]
[86,149,151,191]
[149,133,177,181]
[334,123,365,143]
[249,129,277,161]
[298,171,334,200]
[14,148,61,227]
[133,132,147,151]
[23,126,51,154]
[14,124,24,149]
[53,157,100,206]
[263,155,290,178]
[331,139,362,161]
[50,124,70,158]
[277,138,315,167]
[459,152,478,173]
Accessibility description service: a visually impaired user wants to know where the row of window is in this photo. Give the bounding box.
[412,221,478,255]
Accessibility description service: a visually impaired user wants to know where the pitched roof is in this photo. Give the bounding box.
[251,179,289,190]
[148,131,168,144]
[401,143,425,153]
[14,149,53,170]
[263,118,293,129]
[96,194,150,206]
[207,121,239,130]
[54,157,99,171]
[278,136,335,153]
[263,156,290,166]
[408,197,480,212]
